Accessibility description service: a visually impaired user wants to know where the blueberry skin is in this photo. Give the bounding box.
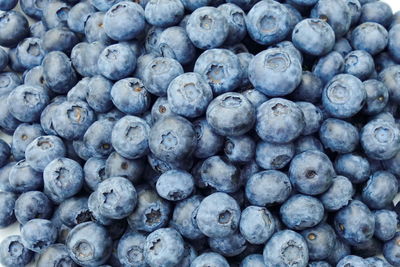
[346,0,362,25]
[128,186,172,232]
[7,85,49,123]
[67,77,90,102]
[301,223,335,261]
[106,152,144,182]
[0,94,21,134]
[0,11,29,48]
[9,159,43,193]
[295,135,323,154]
[206,92,255,137]
[151,97,176,122]
[334,200,375,245]
[191,252,229,267]
[58,197,91,228]
[344,50,375,81]
[239,206,275,245]
[362,79,389,115]
[167,72,213,119]
[42,27,79,54]
[334,153,370,184]
[326,237,351,265]
[208,231,247,257]
[237,53,254,88]
[52,100,95,141]
[111,116,150,160]
[21,219,57,253]
[149,115,196,163]
[199,155,241,193]
[245,170,292,206]
[145,0,184,27]
[224,135,255,164]
[241,89,268,108]
[249,48,302,97]
[246,0,291,45]
[361,119,400,160]
[374,210,397,242]
[0,162,15,193]
[83,119,115,158]
[67,1,96,33]
[104,2,145,41]
[0,139,9,167]
[379,65,400,102]
[351,22,388,56]
[25,135,66,172]
[14,191,53,225]
[312,51,345,85]
[280,194,324,230]
[333,38,353,57]
[16,37,45,70]
[156,169,194,201]
[322,74,366,118]
[90,0,123,11]
[66,222,113,266]
[337,255,367,267]
[83,158,106,192]
[0,48,8,72]
[85,76,113,113]
[310,0,351,38]
[0,72,21,96]
[117,231,146,267]
[134,53,157,80]
[42,1,70,29]
[142,57,184,96]
[256,141,294,170]
[0,0,17,10]
[71,42,105,77]
[320,176,354,212]
[186,7,228,49]
[362,171,398,210]
[193,118,223,159]
[84,12,113,44]
[180,0,210,11]
[389,25,400,63]
[42,51,78,94]
[217,3,246,45]
[297,102,323,135]
[256,98,305,144]
[291,73,323,104]
[171,195,205,240]
[37,244,77,267]
[196,192,240,238]
[43,157,83,204]
[263,230,309,267]
[0,235,33,267]
[145,26,165,55]
[240,254,266,267]
[319,118,359,153]
[0,192,16,228]
[360,1,392,27]
[194,49,242,95]
[365,257,392,267]
[87,192,115,226]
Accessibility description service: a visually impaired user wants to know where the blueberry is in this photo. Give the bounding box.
[151,97,176,122]
[351,22,388,55]
[67,1,96,34]
[144,228,185,267]
[40,98,67,135]
[15,37,45,70]
[337,255,367,267]
[326,237,351,265]
[0,139,9,167]
[117,231,146,267]
[0,191,17,228]
[344,50,375,82]
[193,118,223,159]
[104,1,145,41]
[239,206,275,245]
[360,1,392,27]
[290,71,323,104]
[0,162,17,193]
[145,26,164,55]
[84,12,113,44]
[191,252,229,267]
[0,94,21,134]
[297,102,323,136]
[362,171,398,209]
[224,135,255,164]
[58,197,91,228]
[42,27,79,54]
[333,38,353,57]
[263,230,309,267]
[14,191,52,225]
[241,88,268,108]
[128,186,171,232]
[0,235,33,267]
[280,194,324,230]
[361,119,400,160]
[83,119,115,158]
[245,170,292,206]
[294,135,324,154]
[67,77,90,102]
[312,51,345,85]
[180,0,210,11]
[0,11,29,47]
[320,176,354,211]
[194,49,243,95]
[256,98,305,143]
[362,79,389,115]
[71,42,105,78]
[186,7,228,49]
[374,210,397,242]
[334,153,370,184]
[42,1,70,29]
[389,24,400,64]
[255,140,294,170]
[208,231,247,257]
[196,192,240,238]
[0,72,21,96]
[217,3,246,45]
[156,169,194,201]
[249,48,302,97]
[21,219,57,253]
[9,159,43,193]
[365,257,392,267]
[145,0,184,27]
[240,254,266,267]
[246,1,291,45]
[300,223,336,261]
[25,135,66,172]
[37,244,77,267]
[103,151,142,185]
[319,118,359,153]
[66,222,113,266]
[379,65,400,102]
[334,200,375,245]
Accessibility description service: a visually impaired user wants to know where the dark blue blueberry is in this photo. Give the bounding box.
[104,1,145,41]
[196,192,240,238]
[313,51,345,85]
[37,243,77,267]
[0,139,9,168]
[21,219,57,253]
[25,135,66,172]
[66,222,112,266]
[361,119,400,160]
[14,191,53,225]
[301,223,335,261]
[0,11,29,47]
[83,157,106,191]
[85,76,113,113]
[333,38,353,57]
[9,159,43,193]
[67,77,90,102]
[280,194,324,230]
[105,152,144,184]
[237,53,254,88]
[362,171,398,209]
[245,170,292,206]
[374,210,397,242]
[0,191,16,228]
[0,235,33,267]
[344,50,375,81]
[42,1,70,29]
[334,153,370,184]
[294,135,324,154]
[117,231,146,267]
[0,72,21,96]
[320,175,354,211]
[383,232,400,266]
[8,47,26,73]
[263,230,309,266]
[58,197,91,228]
[239,206,275,245]
[334,200,375,245]
[365,257,392,267]
[337,255,367,267]
[193,118,223,159]
[67,1,96,33]
[319,118,359,153]
[297,102,323,135]
[240,254,265,267]
[362,79,389,115]
[191,252,229,267]
[156,169,194,201]
[0,94,21,134]
[208,231,247,257]
[0,47,8,72]
[84,12,113,44]
[351,22,388,55]
[83,119,115,158]
[217,3,246,45]
[186,7,228,49]
[360,1,392,27]
[0,0,17,11]
[145,0,184,27]
[42,27,79,54]
[0,162,17,193]
[290,71,324,104]
[127,186,171,232]
[167,72,213,119]
[379,65,400,102]
[389,25,400,63]
[326,237,351,265]
[224,135,255,164]
[255,140,294,170]
[256,98,305,144]
[249,48,302,97]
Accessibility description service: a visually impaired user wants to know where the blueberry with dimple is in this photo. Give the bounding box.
[83,119,115,158]
[374,210,397,242]
[249,48,302,97]
[362,79,389,115]
[300,223,335,261]
[245,170,292,206]
[112,79,150,115]
[319,118,359,153]
[362,171,398,210]
[117,231,146,267]
[8,159,43,193]
[239,206,275,245]
[145,0,184,27]
[320,176,354,211]
[337,255,367,267]
[37,244,77,267]
[16,37,45,70]
[42,1,70,29]
[105,152,144,184]
[11,123,44,161]
[313,51,345,85]
[0,235,33,267]
[224,135,255,164]
[67,1,96,33]
[344,50,375,81]
[84,12,113,44]
[351,22,388,55]
[0,11,29,48]
[0,72,21,96]
[58,197,91,228]
[21,219,57,253]
[156,169,194,201]
[196,192,240,238]
[263,230,309,267]
[208,231,247,257]
[217,3,246,45]
[256,141,294,170]
[14,191,53,225]
[194,49,242,95]
[151,97,176,123]
[0,192,17,228]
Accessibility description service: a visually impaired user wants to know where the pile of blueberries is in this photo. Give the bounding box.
[2,0,400,266]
